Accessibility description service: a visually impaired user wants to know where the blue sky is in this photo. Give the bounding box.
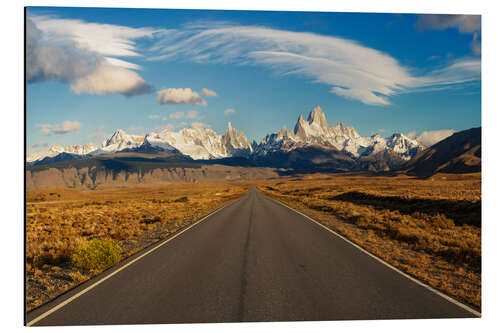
[26,7,481,152]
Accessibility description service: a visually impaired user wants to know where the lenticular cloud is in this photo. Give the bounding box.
[149,24,480,105]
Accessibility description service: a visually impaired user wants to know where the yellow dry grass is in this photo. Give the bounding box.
[26,182,250,311]
[256,172,481,310]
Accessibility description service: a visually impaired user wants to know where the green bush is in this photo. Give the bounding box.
[72,238,122,272]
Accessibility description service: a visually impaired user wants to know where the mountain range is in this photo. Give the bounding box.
[28,106,425,171]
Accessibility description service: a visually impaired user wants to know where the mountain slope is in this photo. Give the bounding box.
[402,127,481,176]
[255,106,423,162]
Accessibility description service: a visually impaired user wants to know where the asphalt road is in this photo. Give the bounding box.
[27,188,477,326]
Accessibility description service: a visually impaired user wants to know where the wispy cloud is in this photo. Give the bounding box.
[471,32,481,55]
[37,120,82,136]
[170,111,184,119]
[31,141,50,148]
[200,88,217,97]
[224,108,235,115]
[149,23,481,105]
[30,14,166,62]
[191,121,211,129]
[148,114,161,119]
[186,110,198,118]
[157,88,206,105]
[416,14,480,34]
[27,14,481,105]
[416,14,481,55]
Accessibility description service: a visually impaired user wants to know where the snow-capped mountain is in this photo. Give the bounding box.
[27,143,97,163]
[28,123,254,163]
[222,122,253,157]
[27,106,423,167]
[95,129,145,154]
[255,106,423,161]
[145,122,253,159]
[145,126,227,160]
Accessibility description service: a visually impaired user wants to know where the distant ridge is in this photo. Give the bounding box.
[402,127,481,176]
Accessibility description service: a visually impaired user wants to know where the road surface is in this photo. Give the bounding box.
[27,188,477,326]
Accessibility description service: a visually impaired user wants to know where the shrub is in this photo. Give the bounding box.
[141,216,162,224]
[174,196,189,203]
[72,238,122,272]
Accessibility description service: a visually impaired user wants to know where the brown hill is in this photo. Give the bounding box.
[402,127,481,177]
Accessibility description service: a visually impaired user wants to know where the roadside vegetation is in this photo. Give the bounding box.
[256,172,481,309]
[26,182,250,311]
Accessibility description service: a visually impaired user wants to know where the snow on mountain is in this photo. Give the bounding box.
[98,129,145,153]
[145,122,253,159]
[27,143,97,163]
[222,122,253,157]
[256,106,423,161]
[145,126,227,160]
[27,106,423,165]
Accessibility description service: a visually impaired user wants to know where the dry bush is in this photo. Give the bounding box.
[72,239,122,272]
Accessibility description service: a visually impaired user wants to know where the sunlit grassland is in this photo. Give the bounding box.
[26,182,250,311]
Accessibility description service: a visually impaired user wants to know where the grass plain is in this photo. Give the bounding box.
[26,172,481,312]
[25,182,250,311]
[255,172,481,309]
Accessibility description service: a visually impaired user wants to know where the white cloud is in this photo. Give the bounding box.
[191,122,211,129]
[416,15,481,55]
[224,108,236,115]
[157,88,206,105]
[148,114,161,119]
[104,57,142,70]
[471,32,481,55]
[170,111,185,119]
[52,121,82,134]
[149,23,480,105]
[162,117,167,121]
[37,124,52,136]
[70,65,153,96]
[31,15,165,59]
[416,15,480,34]
[413,59,480,89]
[201,88,217,97]
[26,17,99,84]
[37,120,82,136]
[186,110,198,118]
[407,131,417,139]
[31,141,50,148]
[413,129,456,147]
[26,16,153,96]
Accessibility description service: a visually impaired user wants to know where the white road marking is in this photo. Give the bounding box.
[263,192,481,318]
[26,196,245,326]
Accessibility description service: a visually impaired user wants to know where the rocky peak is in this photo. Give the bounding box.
[294,114,308,138]
[105,129,126,146]
[307,106,328,131]
[279,125,288,138]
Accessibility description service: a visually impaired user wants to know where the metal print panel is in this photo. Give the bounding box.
[25,6,481,326]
